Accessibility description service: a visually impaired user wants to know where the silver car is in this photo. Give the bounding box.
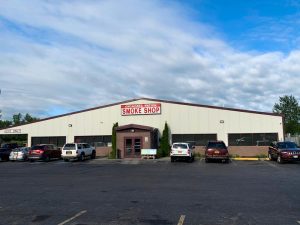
[9,147,31,161]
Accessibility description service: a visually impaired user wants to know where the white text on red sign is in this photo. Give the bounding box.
[121,103,161,116]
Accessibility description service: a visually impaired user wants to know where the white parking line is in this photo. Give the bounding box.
[57,210,87,225]
[177,215,185,225]
[261,160,280,168]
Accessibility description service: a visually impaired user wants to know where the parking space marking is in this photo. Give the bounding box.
[261,160,280,169]
[57,210,87,225]
[177,215,185,225]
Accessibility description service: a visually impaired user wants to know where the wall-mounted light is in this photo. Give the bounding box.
[220,120,224,124]
[68,124,72,127]
[131,129,135,133]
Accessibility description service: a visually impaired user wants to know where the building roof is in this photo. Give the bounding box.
[116,124,155,132]
[0,97,282,130]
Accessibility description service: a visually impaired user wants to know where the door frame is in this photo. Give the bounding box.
[124,136,143,158]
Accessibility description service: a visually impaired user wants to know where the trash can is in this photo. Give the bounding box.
[117,149,121,159]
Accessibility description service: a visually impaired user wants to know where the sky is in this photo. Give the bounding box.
[0,0,300,119]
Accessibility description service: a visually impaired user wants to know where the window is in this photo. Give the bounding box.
[74,135,112,146]
[228,133,278,146]
[31,136,66,147]
[172,134,217,146]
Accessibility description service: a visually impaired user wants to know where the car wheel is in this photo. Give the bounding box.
[277,155,283,164]
[171,157,175,162]
[268,153,273,161]
[205,158,209,163]
[91,151,96,159]
[188,156,193,163]
[45,156,50,162]
[79,154,85,161]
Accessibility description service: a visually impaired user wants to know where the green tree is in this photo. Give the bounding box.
[23,113,39,123]
[159,122,170,157]
[273,95,300,134]
[0,120,12,129]
[110,122,119,159]
[12,113,22,126]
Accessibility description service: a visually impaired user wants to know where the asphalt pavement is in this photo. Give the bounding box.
[0,158,300,225]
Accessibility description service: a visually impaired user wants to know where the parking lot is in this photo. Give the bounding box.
[0,158,300,225]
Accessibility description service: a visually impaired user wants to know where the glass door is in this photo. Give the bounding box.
[124,137,142,157]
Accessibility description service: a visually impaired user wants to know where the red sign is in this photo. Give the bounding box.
[121,103,161,116]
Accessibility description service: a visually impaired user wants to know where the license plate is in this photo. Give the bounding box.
[178,151,182,154]
[66,151,72,154]
[293,155,298,158]
[214,151,220,154]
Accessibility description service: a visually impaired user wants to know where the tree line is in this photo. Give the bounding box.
[273,95,300,135]
[0,113,39,129]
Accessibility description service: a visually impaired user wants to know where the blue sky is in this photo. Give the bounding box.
[0,0,300,119]
[179,0,300,52]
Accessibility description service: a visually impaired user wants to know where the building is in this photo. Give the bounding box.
[0,98,284,157]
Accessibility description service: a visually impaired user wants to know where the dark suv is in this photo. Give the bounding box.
[0,143,19,161]
[28,144,61,162]
[268,141,300,164]
[205,141,229,163]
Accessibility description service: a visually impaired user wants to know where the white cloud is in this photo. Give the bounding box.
[0,0,300,119]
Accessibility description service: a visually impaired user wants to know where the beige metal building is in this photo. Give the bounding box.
[0,98,284,157]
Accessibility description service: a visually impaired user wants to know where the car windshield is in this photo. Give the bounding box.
[63,144,76,150]
[208,142,226,148]
[32,145,45,150]
[172,144,188,149]
[278,142,297,149]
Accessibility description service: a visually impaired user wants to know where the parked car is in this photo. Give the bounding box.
[170,142,194,162]
[9,147,31,161]
[28,144,61,162]
[0,143,19,161]
[205,141,229,163]
[268,141,300,164]
[61,143,96,161]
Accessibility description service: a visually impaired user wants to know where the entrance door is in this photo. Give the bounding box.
[124,137,142,158]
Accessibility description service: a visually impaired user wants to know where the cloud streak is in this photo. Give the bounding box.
[0,0,299,119]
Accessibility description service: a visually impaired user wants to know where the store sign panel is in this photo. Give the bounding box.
[121,103,161,116]
[4,129,21,134]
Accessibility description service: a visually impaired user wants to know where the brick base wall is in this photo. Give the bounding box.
[96,147,112,157]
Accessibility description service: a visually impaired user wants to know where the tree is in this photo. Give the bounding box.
[110,122,119,159]
[273,95,300,134]
[12,113,22,126]
[159,122,170,157]
[23,113,39,123]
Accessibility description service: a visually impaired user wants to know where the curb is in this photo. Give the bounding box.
[233,158,269,161]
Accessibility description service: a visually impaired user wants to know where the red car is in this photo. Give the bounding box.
[28,144,61,162]
[205,141,229,163]
[268,141,300,164]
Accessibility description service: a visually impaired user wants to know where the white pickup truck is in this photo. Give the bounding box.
[61,143,96,161]
[170,142,195,162]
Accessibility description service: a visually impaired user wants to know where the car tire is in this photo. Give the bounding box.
[277,155,283,164]
[205,158,209,163]
[171,157,175,162]
[79,154,85,161]
[64,159,69,162]
[91,151,96,159]
[268,153,273,161]
[45,156,50,162]
[188,156,193,163]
